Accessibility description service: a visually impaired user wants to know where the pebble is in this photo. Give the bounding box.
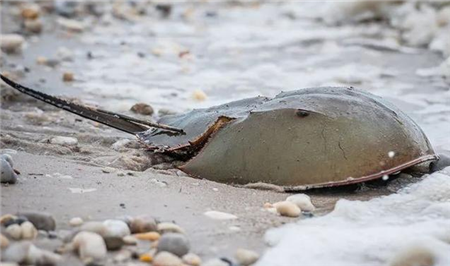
[157,233,190,257]
[153,251,183,266]
[140,253,154,263]
[113,249,132,262]
[24,19,43,34]
[0,34,25,54]
[286,194,316,212]
[56,47,73,61]
[157,222,185,234]
[130,215,158,233]
[0,214,17,225]
[104,236,125,251]
[21,4,41,20]
[1,154,14,167]
[1,157,18,184]
[122,235,138,245]
[158,108,177,116]
[389,245,435,266]
[235,249,259,266]
[20,221,38,240]
[2,241,61,265]
[274,201,301,217]
[6,224,22,240]
[182,253,202,266]
[62,72,74,82]
[72,231,107,262]
[131,103,154,116]
[202,258,230,266]
[103,219,131,238]
[204,211,237,220]
[69,217,84,227]
[101,167,115,173]
[134,231,161,241]
[57,18,84,32]
[192,89,207,101]
[1,233,10,248]
[17,212,56,231]
[80,221,107,236]
[50,136,78,146]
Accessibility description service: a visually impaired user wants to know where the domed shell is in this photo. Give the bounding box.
[177,87,437,189]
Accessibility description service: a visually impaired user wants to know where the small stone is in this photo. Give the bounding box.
[286,194,315,212]
[131,103,154,116]
[389,245,435,266]
[21,4,41,20]
[17,212,56,231]
[103,219,131,238]
[104,236,124,251]
[157,233,190,257]
[202,258,229,266]
[6,224,22,240]
[0,34,25,54]
[1,158,18,184]
[57,18,84,32]
[134,231,160,241]
[69,217,84,227]
[274,201,301,217]
[36,56,47,65]
[114,249,132,262]
[2,241,60,265]
[235,248,259,266]
[0,214,18,225]
[182,253,202,266]
[140,253,154,263]
[204,211,237,220]
[50,136,78,146]
[157,223,185,234]
[56,47,73,61]
[130,215,158,233]
[153,251,183,266]
[192,89,207,101]
[1,233,10,248]
[80,221,107,236]
[24,19,43,34]
[122,235,138,245]
[62,72,74,82]
[158,108,177,117]
[20,221,38,240]
[72,231,107,262]
[101,167,115,173]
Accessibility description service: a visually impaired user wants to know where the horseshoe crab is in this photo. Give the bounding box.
[0,74,438,190]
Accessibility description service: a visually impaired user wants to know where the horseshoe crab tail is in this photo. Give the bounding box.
[0,74,184,135]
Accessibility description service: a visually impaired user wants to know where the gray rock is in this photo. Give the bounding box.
[1,158,18,184]
[430,152,450,172]
[157,233,190,257]
[104,236,124,251]
[16,212,56,231]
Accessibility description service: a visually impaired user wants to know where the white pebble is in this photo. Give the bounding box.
[111,139,131,151]
[235,248,259,266]
[102,219,130,238]
[192,89,207,101]
[182,253,202,266]
[0,34,25,53]
[20,221,38,240]
[1,233,10,248]
[202,258,229,266]
[6,224,22,240]
[57,18,84,32]
[204,211,237,220]
[153,251,183,266]
[274,201,301,217]
[50,136,78,146]
[69,217,84,227]
[286,194,316,212]
[157,222,185,234]
[72,232,107,262]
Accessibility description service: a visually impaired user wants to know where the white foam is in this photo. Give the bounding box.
[257,170,450,266]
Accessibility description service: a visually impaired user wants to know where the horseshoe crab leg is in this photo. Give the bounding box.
[0,74,184,135]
